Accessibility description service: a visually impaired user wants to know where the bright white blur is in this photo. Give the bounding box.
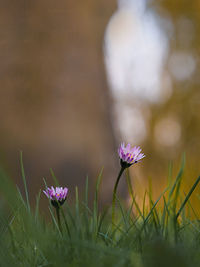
[104,0,197,146]
[104,0,171,144]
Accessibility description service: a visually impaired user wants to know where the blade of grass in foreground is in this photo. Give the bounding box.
[82,176,90,238]
[97,206,109,234]
[142,187,168,227]
[184,195,199,220]
[125,169,144,220]
[75,186,80,230]
[20,151,30,213]
[116,196,128,230]
[92,168,103,240]
[176,176,200,220]
[93,168,103,218]
[49,207,61,236]
[167,154,185,204]
[85,176,89,208]
[35,189,41,222]
[60,207,71,238]
[161,195,170,236]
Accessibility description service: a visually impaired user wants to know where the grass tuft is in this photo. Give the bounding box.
[0,156,199,266]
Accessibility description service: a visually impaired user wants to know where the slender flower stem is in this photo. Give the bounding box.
[112,166,126,227]
[56,206,62,233]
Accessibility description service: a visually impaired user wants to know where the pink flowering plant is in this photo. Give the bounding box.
[42,144,145,233]
[112,143,145,225]
[44,186,68,232]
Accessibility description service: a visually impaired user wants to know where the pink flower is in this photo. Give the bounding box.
[43,186,68,207]
[118,143,145,168]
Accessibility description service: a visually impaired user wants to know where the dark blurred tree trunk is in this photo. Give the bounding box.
[0,0,117,205]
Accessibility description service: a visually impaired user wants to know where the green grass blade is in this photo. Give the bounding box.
[168,153,185,204]
[50,168,59,186]
[35,189,41,221]
[176,176,200,220]
[116,196,128,230]
[20,151,30,212]
[97,206,109,233]
[75,186,80,233]
[143,191,147,218]
[60,207,71,238]
[49,207,61,235]
[148,176,153,209]
[148,194,160,229]
[64,202,76,229]
[125,170,144,219]
[85,176,89,207]
[184,194,199,220]
[16,186,27,208]
[93,168,103,236]
[143,187,168,226]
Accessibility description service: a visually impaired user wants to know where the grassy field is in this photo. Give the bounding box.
[0,153,200,267]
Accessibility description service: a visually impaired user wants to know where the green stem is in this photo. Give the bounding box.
[112,166,126,227]
[56,207,62,233]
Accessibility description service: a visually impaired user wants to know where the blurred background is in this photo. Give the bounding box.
[0,0,200,207]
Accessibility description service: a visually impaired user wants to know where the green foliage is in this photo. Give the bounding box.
[0,157,200,266]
